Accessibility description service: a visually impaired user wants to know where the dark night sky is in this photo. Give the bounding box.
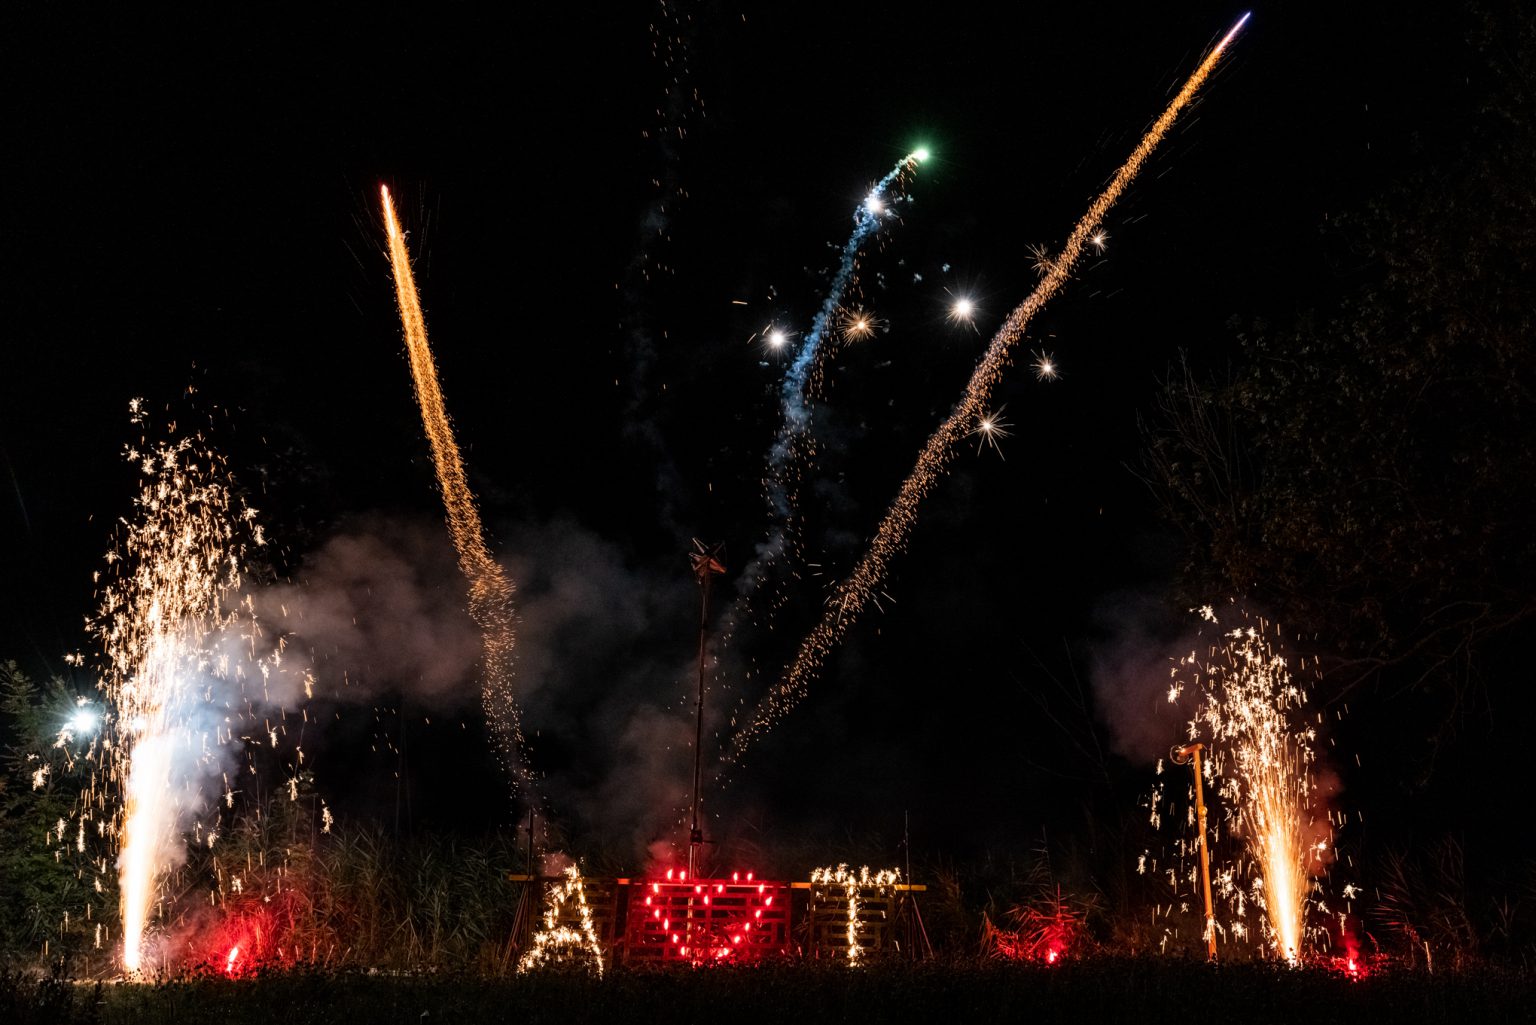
[0,2,1495,869]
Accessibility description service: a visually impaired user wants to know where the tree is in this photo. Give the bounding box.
[1141,8,1536,722]
[0,662,113,968]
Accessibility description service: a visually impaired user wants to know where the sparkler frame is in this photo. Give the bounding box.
[508,873,929,965]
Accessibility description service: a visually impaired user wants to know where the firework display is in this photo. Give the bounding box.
[725,13,1252,767]
[23,7,1486,991]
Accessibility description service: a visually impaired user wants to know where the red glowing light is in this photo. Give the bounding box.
[1046,949,1059,965]
[1327,952,1368,979]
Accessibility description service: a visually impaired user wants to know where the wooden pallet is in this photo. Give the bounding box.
[806,881,904,959]
[623,875,791,964]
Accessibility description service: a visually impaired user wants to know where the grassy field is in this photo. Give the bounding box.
[5,959,1534,1025]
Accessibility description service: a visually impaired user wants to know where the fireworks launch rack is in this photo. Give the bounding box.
[509,872,927,966]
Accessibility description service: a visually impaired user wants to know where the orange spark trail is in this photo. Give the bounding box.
[727,15,1250,764]
[380,186,532,797]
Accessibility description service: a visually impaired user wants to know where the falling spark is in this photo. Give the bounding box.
[949,296,976,324]
[726,14,1251,766]
[1033,351,1058,380]
[1089,230,1110,253]
[380,186,533,803]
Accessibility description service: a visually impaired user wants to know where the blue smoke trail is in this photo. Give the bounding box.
[767,151,924,513]
[720,152,927,653]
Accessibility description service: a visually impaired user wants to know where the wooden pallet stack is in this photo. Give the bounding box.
[623,872,791,964]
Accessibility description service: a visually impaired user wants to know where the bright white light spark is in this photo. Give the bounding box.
[1089,231,1109,252]
[1034,351,1058,380]
[767,329,789,350]
[949,297,975,323]
[67,707,99,736]
[864,193,884,215]
[970,405,1012,457]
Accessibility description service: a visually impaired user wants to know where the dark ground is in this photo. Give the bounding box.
[6,960,1535,1025]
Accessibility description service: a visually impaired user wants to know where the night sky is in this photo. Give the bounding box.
[1,2,1508,873]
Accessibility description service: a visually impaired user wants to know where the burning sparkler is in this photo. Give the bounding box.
[810,865,900,964]
[727,13,1252,766]
[380,185,534,806]
[519,865,605,975]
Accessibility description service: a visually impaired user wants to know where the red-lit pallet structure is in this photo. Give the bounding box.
[624,871,790,964]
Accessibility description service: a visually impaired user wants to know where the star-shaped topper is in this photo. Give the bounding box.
[689,539,726,583]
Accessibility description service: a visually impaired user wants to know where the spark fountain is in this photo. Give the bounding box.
[380,185,534,804]
[89,407,267,974]
[727,13,1252,766]
[1150,606,1340,962]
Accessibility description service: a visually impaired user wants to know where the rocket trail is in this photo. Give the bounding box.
[380,186,534,801]
[777,151,925,451]
[727,152,926,654]
[726,14,1251,765]
[741,153,926,601]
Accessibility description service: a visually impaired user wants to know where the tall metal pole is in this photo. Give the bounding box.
[688,541,725,879]
[689,569,710,877]
[1172,742,1218,962]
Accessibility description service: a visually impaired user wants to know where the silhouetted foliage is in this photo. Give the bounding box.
[1141,7,1536,725]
